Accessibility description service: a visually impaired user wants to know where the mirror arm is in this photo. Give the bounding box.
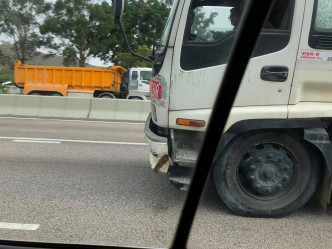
[119,20,153,63]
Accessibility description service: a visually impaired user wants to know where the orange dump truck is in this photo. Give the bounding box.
[14,60,127,98]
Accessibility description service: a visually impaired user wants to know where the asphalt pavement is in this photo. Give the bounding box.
[0,117,331,248]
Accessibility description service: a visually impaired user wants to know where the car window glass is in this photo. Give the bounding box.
[1,0,331,249]
[181,0,294,70]
[190,6,233,42]
[131,71,138,80]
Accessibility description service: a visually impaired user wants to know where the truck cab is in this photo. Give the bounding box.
[144,0,332,217]
[126,67,152,100]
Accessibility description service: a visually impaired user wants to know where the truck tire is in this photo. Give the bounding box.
[99,92,116,99]
[28,92,41,96]
[212,131,321,217]
[51,92,62,96]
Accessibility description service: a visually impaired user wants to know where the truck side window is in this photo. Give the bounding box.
[309,0,332,49]
[132,71,138,80]
[181,0,294,71]
[130,71,138,87]
[189,6,233,42]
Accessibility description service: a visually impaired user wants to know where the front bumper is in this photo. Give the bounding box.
[144,114,170,174]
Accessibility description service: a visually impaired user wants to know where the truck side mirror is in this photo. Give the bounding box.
[112,0,124,20]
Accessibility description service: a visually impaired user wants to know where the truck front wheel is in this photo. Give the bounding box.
[213,131,320,217]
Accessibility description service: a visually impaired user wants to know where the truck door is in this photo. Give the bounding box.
[137,70,151,93]
[169,0,304,127]
[289,0,332,118]
[129,70,138,90]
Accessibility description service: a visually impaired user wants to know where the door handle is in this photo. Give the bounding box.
[139,84,143,86]
[261,66,289,82]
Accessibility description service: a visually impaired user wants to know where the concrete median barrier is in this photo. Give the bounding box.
[12,95,41,116]
[38,96,66,117]
[63,97,91,119]
[38,96,91,119]
[89,98,150,121]
[0,94,150,122]
[0,94,16,115]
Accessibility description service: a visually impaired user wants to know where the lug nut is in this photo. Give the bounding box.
[254,183,260,189]
[283,164,290,169]
[250,165,256,170]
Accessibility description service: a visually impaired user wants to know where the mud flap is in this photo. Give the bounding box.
[168,165,193,190]
[316,165,331,211]
[304,128,332,210]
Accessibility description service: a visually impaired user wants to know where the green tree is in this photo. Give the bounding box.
[0,64,14,94]
[123,0,170,48]
[106,0,170,64]
[191,8,218,41]
[113,44,153,68]
[40,0,117,67]
[0,0,50,64]
[0,43,14,67]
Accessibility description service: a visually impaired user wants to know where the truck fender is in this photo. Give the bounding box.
[303,128,332,175]
[303,128,332,210]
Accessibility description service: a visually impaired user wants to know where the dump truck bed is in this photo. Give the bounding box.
[14,60,126,96]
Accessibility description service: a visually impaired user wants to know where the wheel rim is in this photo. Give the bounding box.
[100,94,115,98]
[237,143,297,200]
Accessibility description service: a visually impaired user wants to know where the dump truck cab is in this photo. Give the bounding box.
[126,67,152,100]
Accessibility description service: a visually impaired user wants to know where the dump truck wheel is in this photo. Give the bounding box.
[28,92,41,96]
[212,131,320,217]
[51,93,62,96]
[99,93,116,99]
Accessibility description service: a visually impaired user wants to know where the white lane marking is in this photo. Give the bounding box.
[0,222,39,230]
[0,116,144,125]
[0,136,147,146]
[13,140,61,144]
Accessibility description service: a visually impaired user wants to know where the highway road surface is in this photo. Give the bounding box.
[0,116,331,248]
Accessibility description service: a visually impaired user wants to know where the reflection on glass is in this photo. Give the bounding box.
[315,0,332,32]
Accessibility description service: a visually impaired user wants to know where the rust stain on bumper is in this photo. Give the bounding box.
[153,154,170,173]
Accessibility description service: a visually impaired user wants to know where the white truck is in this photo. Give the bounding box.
[115,0,332,217]
[126,67,152,100]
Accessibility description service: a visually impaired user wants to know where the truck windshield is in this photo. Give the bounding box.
[155,0,179,54]
[140,71,152,81]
